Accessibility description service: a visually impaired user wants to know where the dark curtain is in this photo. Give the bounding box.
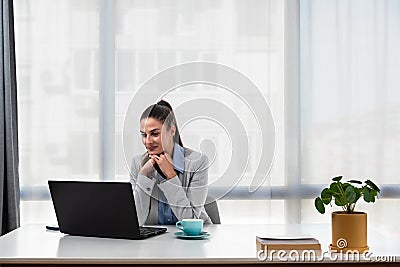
[0,0,20,236]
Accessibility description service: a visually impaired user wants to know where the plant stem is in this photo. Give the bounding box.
[351,203,356,212]
[337,182,350,212]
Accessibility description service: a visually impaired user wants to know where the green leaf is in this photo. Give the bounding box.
[363,187,374,202]
[345,185,357,203]
[335,196,347,206]
[332,176,343,182]
[318,177,380,212]
[321,188,332,204]
[315,197,325,214]
[329,182,341,194]
[365,179,380,193]
[354,188,361,202]
[342,183,352,194]
[348,179,362,184]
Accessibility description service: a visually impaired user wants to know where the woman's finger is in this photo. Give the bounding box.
[150,154,158,160]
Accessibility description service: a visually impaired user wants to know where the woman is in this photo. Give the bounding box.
[130,100,212,225]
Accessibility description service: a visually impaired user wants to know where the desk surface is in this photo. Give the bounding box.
[0,224,399,265]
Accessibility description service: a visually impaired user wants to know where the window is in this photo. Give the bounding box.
[14,0,400,229]
[15,0,285,225]
[299,0,400,235]
[15,0,100,224]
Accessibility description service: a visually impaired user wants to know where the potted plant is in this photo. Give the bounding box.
[314,176,380,253]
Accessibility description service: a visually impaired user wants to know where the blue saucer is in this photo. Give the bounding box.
[174,231,210,240]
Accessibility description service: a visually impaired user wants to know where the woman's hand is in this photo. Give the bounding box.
[151,153,177,180]
[139,157,155,177]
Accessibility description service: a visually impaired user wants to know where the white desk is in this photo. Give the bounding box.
[0,224,399,266]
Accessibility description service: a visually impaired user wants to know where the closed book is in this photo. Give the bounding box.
[256,236,322,256]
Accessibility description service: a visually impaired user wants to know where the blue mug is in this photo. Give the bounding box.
[176,219,203,236]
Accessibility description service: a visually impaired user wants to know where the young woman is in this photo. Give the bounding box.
[130,100,212,225]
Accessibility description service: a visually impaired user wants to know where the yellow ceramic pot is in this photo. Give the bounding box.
[330,211,368,253]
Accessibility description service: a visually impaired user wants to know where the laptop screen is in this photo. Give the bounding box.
[48,181,143,239]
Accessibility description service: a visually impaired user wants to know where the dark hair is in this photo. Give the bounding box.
[140,100,183,147]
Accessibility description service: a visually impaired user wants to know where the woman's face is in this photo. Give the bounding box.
[140,117,175,155]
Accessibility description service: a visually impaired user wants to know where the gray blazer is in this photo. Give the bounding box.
[130,147,212,225]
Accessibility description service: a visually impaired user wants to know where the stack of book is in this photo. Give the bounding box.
[256,235,322,259]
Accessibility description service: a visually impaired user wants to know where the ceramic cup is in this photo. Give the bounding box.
[175,219,203,236]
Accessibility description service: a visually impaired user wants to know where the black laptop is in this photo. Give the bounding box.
[48,180,167,239]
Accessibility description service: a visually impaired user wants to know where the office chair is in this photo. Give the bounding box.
[204,195,221,224]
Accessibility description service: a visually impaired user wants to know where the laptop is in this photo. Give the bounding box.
[48,180,167,239]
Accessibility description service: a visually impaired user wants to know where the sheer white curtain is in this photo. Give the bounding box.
[15,0,399,229]
[114,0,285,224]
[299,0,400,235]
[14,0,100,224]
[14,0,285,225]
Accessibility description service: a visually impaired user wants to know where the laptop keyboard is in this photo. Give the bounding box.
[139,226,167,238]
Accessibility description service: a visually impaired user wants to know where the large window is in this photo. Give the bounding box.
[299,0,400,235]
[15,0,100,224]
[15,0,285,225]
[14,0,400,229]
